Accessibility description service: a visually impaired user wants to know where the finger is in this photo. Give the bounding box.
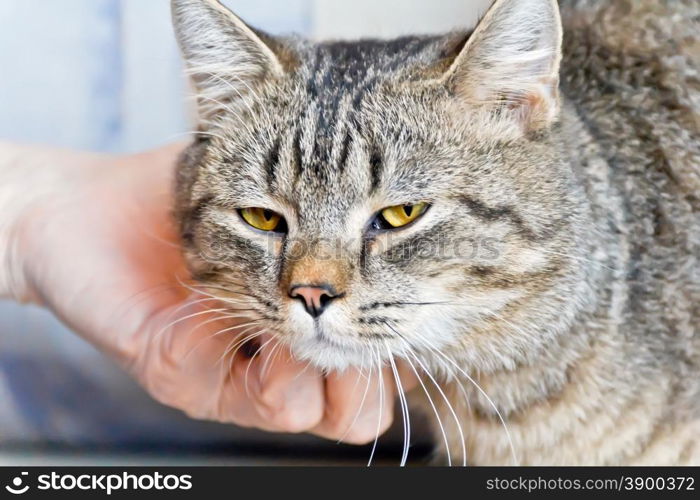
[397,359,419,392]
[140,304,268,429]
[312,366,395,445]
[138,301,275,430]
[232,336,325,433]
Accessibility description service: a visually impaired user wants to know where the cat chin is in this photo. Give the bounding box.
[290,338,372,372]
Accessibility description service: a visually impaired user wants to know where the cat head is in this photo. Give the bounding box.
[172,0,592,373]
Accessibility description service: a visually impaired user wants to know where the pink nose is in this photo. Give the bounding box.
[289,284,341,318]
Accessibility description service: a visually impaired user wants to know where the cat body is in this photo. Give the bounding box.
[171,0,699,465]
[433,0,700,466]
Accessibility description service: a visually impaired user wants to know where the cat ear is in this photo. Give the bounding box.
[444,0,563,132]
[171,0,285,122]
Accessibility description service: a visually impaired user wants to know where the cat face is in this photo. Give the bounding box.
[173,0,592,372]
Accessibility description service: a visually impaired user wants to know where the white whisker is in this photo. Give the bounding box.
[408,350,467,467]
[225,329,266,379]
[386,342,411,467]
[152,306,230,349]
[244,334,278,397]
[219,325,265,365]
[338,353,373,444]
[367,347,384,467]
[402,348,454,466]
[260,338,285,383]
[420,337,519,466]
[183,318,262,362]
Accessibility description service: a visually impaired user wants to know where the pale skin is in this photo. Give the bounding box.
[0,142,416,444]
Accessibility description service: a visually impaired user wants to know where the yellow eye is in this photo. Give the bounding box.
[380,202,429,228]
[240,207,284,232]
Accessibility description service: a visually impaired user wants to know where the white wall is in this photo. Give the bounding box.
[0,0,493,152]
[311,0,492,39]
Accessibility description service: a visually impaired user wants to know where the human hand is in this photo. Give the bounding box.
[0,142,416,443]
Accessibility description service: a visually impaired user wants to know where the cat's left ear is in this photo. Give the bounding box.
[171,0,287,122]
[443,0,563,133]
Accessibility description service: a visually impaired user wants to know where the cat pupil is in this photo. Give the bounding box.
[263,209,273,221]
[404,205,414,217]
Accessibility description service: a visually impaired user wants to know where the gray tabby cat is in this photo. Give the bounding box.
[171,0,699,465]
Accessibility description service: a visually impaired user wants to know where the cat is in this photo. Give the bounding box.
[170,0,699,465]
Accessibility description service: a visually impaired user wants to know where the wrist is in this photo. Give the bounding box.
[0,142,97,303]
[0,142,35,302]
[0,221,28,302]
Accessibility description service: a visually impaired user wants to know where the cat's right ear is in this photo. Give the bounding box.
[171,0,286,122]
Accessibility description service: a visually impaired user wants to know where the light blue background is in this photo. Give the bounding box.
[0,0,320,450]
[0,0,312,153]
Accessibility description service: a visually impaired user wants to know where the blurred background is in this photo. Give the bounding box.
[0,0,492,465]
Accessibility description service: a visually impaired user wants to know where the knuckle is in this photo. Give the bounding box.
[344,412,394,445]
[340,427,379,446]
[267,404,322,433]
[323,411,381,445]
[380,411,394,434]
[182,406,209,421]
[322,410,356,438]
